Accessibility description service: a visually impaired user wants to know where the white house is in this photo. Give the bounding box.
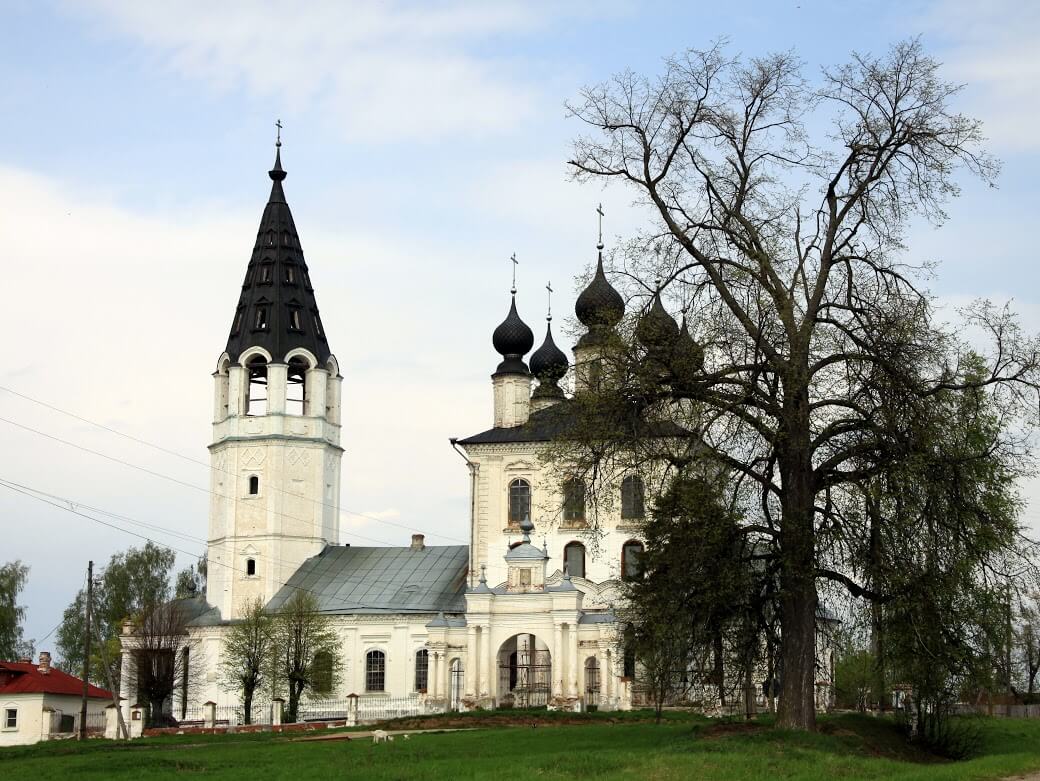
[0,653,112,746]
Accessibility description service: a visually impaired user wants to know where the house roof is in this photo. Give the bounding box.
[265,544,469,615]
[0,662,112,699]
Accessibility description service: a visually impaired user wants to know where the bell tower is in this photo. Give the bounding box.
[206,134,343,619]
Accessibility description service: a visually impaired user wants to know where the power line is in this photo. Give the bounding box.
[0,478,441,614]
[0,414,403,548]
[0,384,466,544]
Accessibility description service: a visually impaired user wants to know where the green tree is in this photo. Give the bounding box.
[218,597,273,724]
[175,556,208,599]
[0,561,30,660]
[623,475,758,721]
[564,39,1037,730]
[57,542,175,684]
[272,591,340,722]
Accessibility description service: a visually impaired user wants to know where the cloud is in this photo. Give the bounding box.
[65,0,566,142]
[920,0,1040,150]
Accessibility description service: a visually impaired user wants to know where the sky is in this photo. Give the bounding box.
[2,0,1039,650]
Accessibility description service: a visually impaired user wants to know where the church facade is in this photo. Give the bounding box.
[118,144,834,719]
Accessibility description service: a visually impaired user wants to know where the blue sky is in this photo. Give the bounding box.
[2,0,1038,649]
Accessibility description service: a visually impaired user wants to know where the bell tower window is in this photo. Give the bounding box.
[286,358,308,416]
[246,558,256,576]
[245,357,268,416]
[253,305,269,331]
[288,307,303,332]
[284,266,296,285]
[259,264,273,285]
[248,475,260,495]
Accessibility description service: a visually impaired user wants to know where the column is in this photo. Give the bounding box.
[485,625,495,702]
[431,652,441,701]
[553,624,563,697]
[119,651,133,725]
[569,623,579,697]
[466,626,478,697]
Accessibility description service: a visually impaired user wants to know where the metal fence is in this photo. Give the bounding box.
[178,702,275,727]
[297,695,434,725]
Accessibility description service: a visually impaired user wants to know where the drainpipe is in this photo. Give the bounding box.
[450,438,479,586]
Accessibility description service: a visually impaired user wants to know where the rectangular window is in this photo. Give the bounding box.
[519,569,532,586]
[259,264,273,284]
[288,308,302,331]
[3,708,16,729]
[284,266,296,284]
[254,306,269,330]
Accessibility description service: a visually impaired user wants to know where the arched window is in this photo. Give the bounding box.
[563,479,586,524]
[246,558,256,576]
[621,475,645,520]
[621,540,645,581]
[508,479,530,525]
[245,357,268,416]
[414,649,429,692]
[563,541,586,579]
[286,357,308,415]
[365,650,386,692]
[248,475,259,495]
[312,651,334,696]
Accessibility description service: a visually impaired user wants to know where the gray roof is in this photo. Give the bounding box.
[265,545,468,615]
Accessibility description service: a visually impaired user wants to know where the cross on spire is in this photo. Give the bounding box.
[596,202,605,250]
[275,119,282,147]
[510,252,518,294]
[546,281,553,321]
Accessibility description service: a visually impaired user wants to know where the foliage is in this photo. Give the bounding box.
[0,561,31,660]
[834,650,876,711]
[57,542,175,684]
[174,556,207,599]
[561,38,1038,730]
[217,597,273,725]
[622,474,759,720]
[271,591,341,722]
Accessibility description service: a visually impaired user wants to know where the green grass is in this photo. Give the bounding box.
[4,710,1040,780]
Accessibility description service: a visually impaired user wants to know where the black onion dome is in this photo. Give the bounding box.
[636,288,680,352]
[672,315,705,380]
[575,252,625,344]
[492,295,534,375]
[530,321,568,398]
[225,145,331,365]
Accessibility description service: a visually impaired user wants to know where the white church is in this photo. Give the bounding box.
[118,143,835,719]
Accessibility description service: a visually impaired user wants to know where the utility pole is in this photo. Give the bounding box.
[79,560,93,740]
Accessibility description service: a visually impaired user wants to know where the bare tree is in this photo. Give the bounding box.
[124,599,202,726]
[218,597,273,724]
[566,39,1039,730]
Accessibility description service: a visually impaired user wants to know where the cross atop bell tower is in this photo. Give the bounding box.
[206,135,345,620]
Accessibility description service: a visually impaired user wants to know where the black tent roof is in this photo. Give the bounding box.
[224,146,331,366]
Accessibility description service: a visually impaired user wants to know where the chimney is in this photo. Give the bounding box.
[410,534,425,551]
[38,651,51,674]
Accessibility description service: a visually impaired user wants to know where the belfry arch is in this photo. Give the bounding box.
[497,634,552,708]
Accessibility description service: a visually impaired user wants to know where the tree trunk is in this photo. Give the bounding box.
[713,630,726,707]
[777,387,819,731]
[288,682,302,723]
[243,689,254,725]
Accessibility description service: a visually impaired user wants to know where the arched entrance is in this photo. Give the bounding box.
[584,656,601,710]
[497,634,552,708]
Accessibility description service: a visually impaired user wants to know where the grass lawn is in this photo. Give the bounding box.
[4,710,1040,780]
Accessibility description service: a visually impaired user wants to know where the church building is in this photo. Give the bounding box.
[118,141,834,719]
